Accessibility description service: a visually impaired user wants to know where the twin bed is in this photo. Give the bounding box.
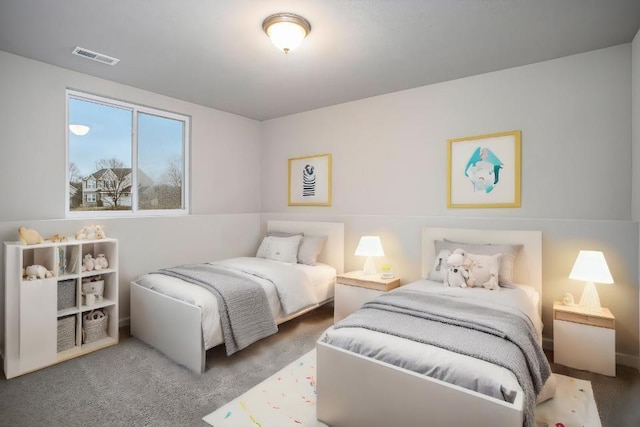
[316,227,548,427]
[130,220,344,374]
[131,223,549,427]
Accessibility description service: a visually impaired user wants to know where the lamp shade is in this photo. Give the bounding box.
[569,250,613,284]
[355,236,385,257]
[263,13,311,54]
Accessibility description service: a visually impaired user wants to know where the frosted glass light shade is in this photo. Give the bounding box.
[69,124,90,136]
[263,13,311,54]
[355,236,385,275]
[569,250,613,312]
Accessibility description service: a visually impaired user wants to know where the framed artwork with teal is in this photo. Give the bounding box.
[447,130,521,208]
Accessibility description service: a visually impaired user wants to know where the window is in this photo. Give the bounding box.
[67,90,190,216]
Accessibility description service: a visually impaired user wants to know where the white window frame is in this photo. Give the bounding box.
[86,193,96,203]
[66,90,190,218]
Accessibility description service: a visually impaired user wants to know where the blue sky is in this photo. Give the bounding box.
[68,97,183,182]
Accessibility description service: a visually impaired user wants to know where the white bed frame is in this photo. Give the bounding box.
[316,227,542,427]
[130,220,344,374]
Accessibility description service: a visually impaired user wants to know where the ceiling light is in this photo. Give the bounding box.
[262,13,311,54]
[69,124,90,136]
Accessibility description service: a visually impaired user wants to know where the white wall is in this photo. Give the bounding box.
[261,45,639,364]
[0,51,264,339]
[632,28,640,363]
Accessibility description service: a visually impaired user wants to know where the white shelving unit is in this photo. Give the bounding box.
[3,237,118,379]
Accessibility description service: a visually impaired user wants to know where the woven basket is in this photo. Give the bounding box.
[57,316,76,352]
[82,310,108,344]
[57,279,76,310]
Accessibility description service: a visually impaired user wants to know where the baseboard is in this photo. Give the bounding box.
[544,337,639,371]
[119,316,130,328]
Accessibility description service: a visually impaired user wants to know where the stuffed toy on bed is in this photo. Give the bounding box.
[465,253,501,291]
[444,250,468,288]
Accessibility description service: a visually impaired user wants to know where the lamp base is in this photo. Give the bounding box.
[362,257,377,275]
[579,281,602,312]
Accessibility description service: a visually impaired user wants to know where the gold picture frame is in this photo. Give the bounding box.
[447,131,521,208]
[288,154,332,206]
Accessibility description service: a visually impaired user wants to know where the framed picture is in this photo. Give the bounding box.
[288,154,332,206]
[447,130,521,208]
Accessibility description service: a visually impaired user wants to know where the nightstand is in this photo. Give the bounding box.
[553,302,615,376]
[334,271,400,323]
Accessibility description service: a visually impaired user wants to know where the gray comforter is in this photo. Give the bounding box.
[155,264,277,355]
[331,289,551,427]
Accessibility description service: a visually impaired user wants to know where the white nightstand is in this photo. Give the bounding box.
[334,271,400,323]
[553,302,616,376]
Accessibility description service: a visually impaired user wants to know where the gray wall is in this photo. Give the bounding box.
[261,45,639,365]
[632,28,640,363]
[0,52,264,339]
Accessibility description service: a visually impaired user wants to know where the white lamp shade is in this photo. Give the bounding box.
[355,236,385,257]
[69,124,90,136]
[569,250,614,284]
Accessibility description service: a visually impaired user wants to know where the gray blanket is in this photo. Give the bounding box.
[333,289,551,427]
[154,264,277,355]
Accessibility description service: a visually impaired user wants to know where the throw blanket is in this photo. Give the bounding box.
[212,257,319,315]
[333,289,551,427]
[155,264,277,356]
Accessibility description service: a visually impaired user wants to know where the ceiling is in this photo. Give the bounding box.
[1,1,639,121]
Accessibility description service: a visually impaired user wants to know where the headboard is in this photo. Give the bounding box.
[267,220,344,274]
[421,227,542,314]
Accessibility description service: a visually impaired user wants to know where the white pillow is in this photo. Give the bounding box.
[297,235,327,266]
[265,235,303,264]
[428,249,451,282]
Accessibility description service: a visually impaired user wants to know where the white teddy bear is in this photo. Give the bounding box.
[444,250,469,288]
[82,254,95,272]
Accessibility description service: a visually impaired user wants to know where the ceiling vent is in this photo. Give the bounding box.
[71,46,120,66]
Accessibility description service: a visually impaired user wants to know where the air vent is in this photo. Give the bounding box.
[72,47,120,66]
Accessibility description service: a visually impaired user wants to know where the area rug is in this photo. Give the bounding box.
[203,350,600,427]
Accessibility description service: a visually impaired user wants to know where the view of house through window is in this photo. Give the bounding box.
[67,91,189,215]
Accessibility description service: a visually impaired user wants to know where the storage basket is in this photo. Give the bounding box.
[57,279,76,310]
[82,280,104,301]
[57,316,76,352]
[82,310,108,344]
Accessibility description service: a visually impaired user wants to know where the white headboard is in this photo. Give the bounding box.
[422,227,542,313]
[267,220,344,274]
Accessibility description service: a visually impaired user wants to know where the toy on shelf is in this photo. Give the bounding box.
[46,234,68,243]
[75,225,106,240]
[82,254,95,272]
[18,227,44,245]
[94,254,109,270]
[24,265,53,280]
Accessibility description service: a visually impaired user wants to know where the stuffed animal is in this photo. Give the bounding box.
[25,265,53,280]
[94,254,108,270]
[444,250,468,288]
[82,254,95,272]
[466,253,501,291]
[46,234,68,243]
[18,227,44,245]
[75,225,106,240]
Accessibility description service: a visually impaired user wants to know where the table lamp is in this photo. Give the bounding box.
[569,250,613,313]
[355,236,385,275]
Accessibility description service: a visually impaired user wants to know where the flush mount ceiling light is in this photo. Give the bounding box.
[69,124,90,136]
[262,13,311,54]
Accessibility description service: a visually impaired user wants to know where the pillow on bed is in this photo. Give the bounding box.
[436,239,522,287]
[256,231,303,258]
[264,235,303,264]
[297,235,327,266]
[427,249,451,282]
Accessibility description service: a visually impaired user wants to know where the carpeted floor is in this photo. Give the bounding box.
[1,303,638,427]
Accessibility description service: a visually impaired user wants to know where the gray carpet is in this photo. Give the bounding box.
[1,303,638,427]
